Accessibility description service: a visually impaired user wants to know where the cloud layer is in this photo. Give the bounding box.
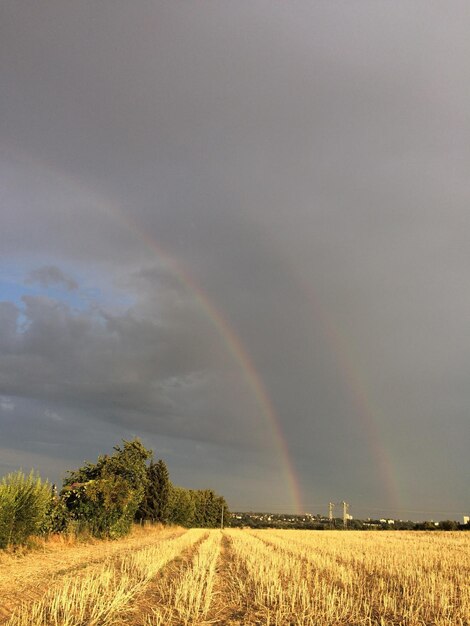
[1,1,469,518]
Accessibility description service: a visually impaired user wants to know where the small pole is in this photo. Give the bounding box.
[342,501,349,529]
[221,504,224,530]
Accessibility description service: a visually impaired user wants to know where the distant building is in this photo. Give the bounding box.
[463,516,469,525]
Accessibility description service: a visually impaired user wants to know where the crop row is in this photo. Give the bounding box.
[225,529,470,625]
[4,529,469,625]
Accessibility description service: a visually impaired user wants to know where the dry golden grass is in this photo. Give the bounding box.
[225,529,470,625]
[0,524,185,623]
[4,527,205,626]
[143,530,221,625]
[1,528,469,625]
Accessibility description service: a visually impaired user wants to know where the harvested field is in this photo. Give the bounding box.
[1,528,468,625]
[0,525,186,623]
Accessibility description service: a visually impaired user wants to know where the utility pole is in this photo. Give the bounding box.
[341,501,350,528]
[221,504,224,530]
[329,502,334,528]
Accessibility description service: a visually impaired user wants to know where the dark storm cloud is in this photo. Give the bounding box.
[0,272,266,449]
[1,1,469,516]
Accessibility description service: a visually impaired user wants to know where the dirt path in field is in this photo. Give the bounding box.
[115,532,209,625]
[118,530,241,626]
[204,533,248,626]
[0,526,185,624]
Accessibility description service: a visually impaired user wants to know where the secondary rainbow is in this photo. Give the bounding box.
[299,282,401,513]
[11,147,402,515]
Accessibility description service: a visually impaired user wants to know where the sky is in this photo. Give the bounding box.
[1,1,469,521]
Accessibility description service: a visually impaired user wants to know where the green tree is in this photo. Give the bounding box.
[440,520,458,530]
[136,459,171,524]
[61,438,152,538]
[191,489,228,528]
[167,485,196,527]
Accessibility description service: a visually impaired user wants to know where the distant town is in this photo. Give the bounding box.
[230,512,470,530]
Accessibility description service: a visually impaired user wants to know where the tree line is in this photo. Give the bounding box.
[0,438,228,548]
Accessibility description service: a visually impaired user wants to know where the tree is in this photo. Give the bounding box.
[61,438,152,538]
[167,485,196,527]
[136,459,170,524]
[191,489,228,528]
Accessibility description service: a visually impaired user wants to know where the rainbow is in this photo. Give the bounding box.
[6,147,304,513]
[112,211,401,514]
[105,209,305,514]
[8,146,402,515]
[298,283,401,512]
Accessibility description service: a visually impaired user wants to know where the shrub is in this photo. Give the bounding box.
[39,494,71,536]
[0,470,52,548]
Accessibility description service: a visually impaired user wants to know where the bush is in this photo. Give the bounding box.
[0,471,53,548]
[39,495,71,536]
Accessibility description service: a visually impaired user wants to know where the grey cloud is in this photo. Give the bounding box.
[0,273,265,450]
[26,266,78,291]
[1,1,469,516]
[0,302,19,352]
